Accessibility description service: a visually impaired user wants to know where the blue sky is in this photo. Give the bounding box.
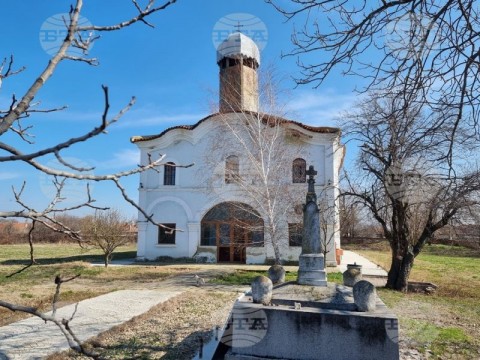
[0,1,360,218]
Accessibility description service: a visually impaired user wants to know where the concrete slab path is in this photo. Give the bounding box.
[0,290,182,360]
[338,250,388,277]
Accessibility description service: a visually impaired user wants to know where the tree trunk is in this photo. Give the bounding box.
[386,249,414,292]
[272,240,282,265]
[104,253,111,268]
[266,226,282,265]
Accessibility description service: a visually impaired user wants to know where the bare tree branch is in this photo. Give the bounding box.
[340,91,480,291]
[267,0,480,166]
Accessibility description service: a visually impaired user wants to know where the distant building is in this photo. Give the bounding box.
[131,33,344,265]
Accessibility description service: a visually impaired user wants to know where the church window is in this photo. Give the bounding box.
[158,223,176,245]
[292,158,307,183]
[201,223,216,246]
[164,162,176,185]
[225,155,240,184]
[288,223,303,247]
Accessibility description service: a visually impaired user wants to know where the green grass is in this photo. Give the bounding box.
[210,269,343,285]
[398,317,475,357]
[347,243,480,359]
[0,243,137,265]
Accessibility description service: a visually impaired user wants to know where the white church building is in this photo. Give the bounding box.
[131,33,344,265]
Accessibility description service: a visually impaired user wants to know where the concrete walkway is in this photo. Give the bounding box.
[0,290,182,360]
[338,250,388,277]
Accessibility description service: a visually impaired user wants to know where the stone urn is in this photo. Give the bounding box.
[268,264,286,284]
[343,263,363,287]
[251,276,273,305]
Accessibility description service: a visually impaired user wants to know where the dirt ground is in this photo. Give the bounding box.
[48,287,242,359]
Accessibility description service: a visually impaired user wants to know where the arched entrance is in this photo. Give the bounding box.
[201,202,264,263]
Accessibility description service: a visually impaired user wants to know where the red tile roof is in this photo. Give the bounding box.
[131,111,340,143]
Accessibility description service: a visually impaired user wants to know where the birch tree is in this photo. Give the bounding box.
[203,68,307,264]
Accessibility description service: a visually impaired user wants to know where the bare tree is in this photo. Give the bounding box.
[341,92,480,291]
[0,275,99,358]
[31,215,83,244]
[0,1,180,356]
[207,112,305,264]
[339,194,362,239]
[0,0,182,236]
[203,68,307,264]
[267,0,480,165]
[80,209,135,267]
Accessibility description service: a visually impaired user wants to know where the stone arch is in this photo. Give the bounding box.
[146,196,194,221]
[200,202,264,263]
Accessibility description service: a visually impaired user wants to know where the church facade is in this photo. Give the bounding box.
[131,33,344,265]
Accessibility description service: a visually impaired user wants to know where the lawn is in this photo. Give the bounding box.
[345,242,480,359]
[210,269,343,285]
[0,243,184,326]
[1,243,479,359]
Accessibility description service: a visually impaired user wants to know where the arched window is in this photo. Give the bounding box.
[292,158,307,183]
[225,155,240,184]
[164,162,176,185]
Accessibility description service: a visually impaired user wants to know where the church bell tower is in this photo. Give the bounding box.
[217,32,260,113]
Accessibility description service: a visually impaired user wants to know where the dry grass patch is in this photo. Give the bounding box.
[0,243,187,326]
[49,289,239,360]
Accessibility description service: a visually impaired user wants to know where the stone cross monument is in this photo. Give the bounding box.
[297,165,328,286]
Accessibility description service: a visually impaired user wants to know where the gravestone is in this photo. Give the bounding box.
[297,165,327,286]
[268,264,286,284]
[251,276,273,305]
[353,280,377,312]
[216,166,399,359]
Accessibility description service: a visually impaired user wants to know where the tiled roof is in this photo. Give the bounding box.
[130,111,340,143]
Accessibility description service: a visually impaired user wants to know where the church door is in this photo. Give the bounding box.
[201,202,264,263]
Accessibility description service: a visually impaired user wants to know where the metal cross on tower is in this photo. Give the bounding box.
[234,21,244,33]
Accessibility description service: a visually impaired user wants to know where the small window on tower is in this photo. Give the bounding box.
[292,158,307,183]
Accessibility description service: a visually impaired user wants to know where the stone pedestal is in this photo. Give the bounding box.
[297,254,327,286]
[218,284,400,360]
[296,165,328,287]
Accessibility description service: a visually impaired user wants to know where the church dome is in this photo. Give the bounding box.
[216,32,261,66]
